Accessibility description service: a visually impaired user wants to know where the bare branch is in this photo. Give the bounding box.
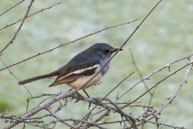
[0,0,25,17]
[0,0,35,55]
[121,62,193,109]
[0,2,61,32]
[115,53,193,102]
[129,50,153,105]
[46,107,77,129]
[0,19,138,72]
[0,57,33,97]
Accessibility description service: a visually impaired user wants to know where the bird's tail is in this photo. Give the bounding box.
[18,71,59,85]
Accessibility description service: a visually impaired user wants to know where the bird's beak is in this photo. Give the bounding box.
[109,48,123,53]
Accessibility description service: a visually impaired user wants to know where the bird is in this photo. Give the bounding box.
[18,43,122,89]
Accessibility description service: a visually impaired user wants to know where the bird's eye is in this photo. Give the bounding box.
[105,50,110,53]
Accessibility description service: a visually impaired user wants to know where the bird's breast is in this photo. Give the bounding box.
[100,57,110,75]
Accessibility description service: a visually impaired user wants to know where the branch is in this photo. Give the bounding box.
[115,53,193,102]
[121,62,193,109]
[4,91,74,129]
[0,0,25,17]
[0,19,138,72]
[46,107,77,129]
[0,0,34,55]
[144,55,193,121]
[0,2,61,31]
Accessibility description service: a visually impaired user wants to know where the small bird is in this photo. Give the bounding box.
[18,43,122,89]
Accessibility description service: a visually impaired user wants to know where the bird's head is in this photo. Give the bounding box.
[88,43,122,58]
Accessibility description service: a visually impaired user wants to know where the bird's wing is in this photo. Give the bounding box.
[49,59,100,87]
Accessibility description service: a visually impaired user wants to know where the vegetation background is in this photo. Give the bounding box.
[0,0,193,128]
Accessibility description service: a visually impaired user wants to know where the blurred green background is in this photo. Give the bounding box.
[0,0,193,128]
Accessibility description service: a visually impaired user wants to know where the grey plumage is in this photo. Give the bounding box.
[18,43,121,89]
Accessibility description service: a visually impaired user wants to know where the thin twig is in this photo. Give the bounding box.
[78,72,134,127]
[0,2,61,31]
[0,0,35,55]
[46,107,77,129]
[121,62,193,109]
[0,19,138,71]
[0,0,25,17]
[129,50,153,105]
[73,0,163,96]
[141,119,185,129]
[115,53,193,102]
[0,54,33,97]
[146,56,193,121]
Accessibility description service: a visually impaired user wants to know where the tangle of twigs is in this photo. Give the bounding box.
[0,0,191,129]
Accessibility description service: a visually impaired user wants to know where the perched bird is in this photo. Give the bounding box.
[18,43,122,89]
